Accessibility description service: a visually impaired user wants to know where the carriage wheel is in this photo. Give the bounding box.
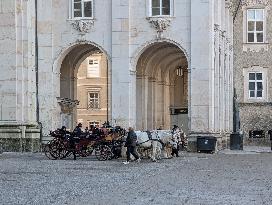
[57,141,69,159]
[95,145,112,161]
[86,144,95,156]
[44,142,57,160]
[44,139,68,160]
[44,140,61,160]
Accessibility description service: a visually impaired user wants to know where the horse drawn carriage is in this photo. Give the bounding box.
[44,126,126,161]
[44,124,188,162]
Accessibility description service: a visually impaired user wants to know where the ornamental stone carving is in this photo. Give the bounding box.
[57,97,79,114]
[241,0,269,6]
[70,19,94,34]
[147,17,171,38]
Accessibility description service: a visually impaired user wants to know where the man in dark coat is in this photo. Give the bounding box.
[73,123,83,137]
[123,127,140,164]
[268,130,272,150]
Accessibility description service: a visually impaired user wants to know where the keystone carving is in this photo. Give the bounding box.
[147,17,171,38]
[70,19,94,33]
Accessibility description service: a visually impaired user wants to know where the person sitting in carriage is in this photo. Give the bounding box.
[85,126,89,133]
[93,124,102,139]
[73,123,83,138]
[58,126,71,139]
[59,126,67,135]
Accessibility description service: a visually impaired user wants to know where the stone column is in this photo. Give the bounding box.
[164,82,171,129]
[147,77,156,129]
[0,0,40,152]
[214,24,220,133]
[111,1,130,128]
[143,75,149,130]
[136,75,143,129]
[156,80,165,128]
[190,0,213,136]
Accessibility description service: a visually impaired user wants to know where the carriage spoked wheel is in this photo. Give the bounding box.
[86,144,95,156]
[44,139,67,160]
[95,145,112,161]
[44,140,61,160]
[44,141,57,160]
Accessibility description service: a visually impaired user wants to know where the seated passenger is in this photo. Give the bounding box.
[73,123,83,138]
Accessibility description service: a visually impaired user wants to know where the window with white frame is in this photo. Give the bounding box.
[89,121,99,127]
[72,0,93,19]
[248,72,263,99]
[87,58,99,78]
[247,9,264,43]
[151,0,171,16]
[88,92,99,109]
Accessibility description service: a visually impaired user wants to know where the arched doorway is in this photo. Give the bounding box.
[135,42,188,133]
[58,44,111,130]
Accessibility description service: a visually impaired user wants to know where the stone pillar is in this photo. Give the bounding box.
[190,0,213,137]
[143,75,149,130]
[136,75,143,129]
[156,80,165,128]
[0,0,40,152]
[152,78,157,130]
[111,1,130,128]
[147,77,156,129]
[164,82,171,129]
[213,24,220,133]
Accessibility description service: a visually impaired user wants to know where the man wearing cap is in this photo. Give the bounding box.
[123,127,140,164]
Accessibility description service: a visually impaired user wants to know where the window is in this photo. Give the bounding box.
[247,9,264,43]
[248,72,263,99]
[87,58,99,78]
[73,0,93,19]
[243,66,267,102]
[151,0,170,16]
[89,121,99,127]
[88,92,99,109]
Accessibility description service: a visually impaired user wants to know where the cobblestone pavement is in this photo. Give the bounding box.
[0,149,272,205]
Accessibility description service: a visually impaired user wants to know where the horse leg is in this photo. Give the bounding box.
[121,146,127,159]
[150,141,157,162]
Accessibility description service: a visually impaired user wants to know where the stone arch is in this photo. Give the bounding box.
[51,41,111,130]
[134,40,189,132]
[131,38,190,72]
[52,40,111,75]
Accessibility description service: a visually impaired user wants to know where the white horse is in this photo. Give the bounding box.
[135,131,162,162]
[151,129,185,158]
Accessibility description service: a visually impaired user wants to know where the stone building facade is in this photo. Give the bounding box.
[233,0,272,145]
[0,0,234,151]
[76,53,108,129]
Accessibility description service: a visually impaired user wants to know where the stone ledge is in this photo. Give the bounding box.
[0,125,41,152]
[0,138,40,152]
[239,102,272,107]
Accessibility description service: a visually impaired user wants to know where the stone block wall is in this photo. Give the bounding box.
[233,0,272,145]
[0,125,40,152]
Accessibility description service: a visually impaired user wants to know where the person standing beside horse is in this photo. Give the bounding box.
[123,127,140,164]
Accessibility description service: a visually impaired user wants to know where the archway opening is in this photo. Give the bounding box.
[136,42,188,133]
[59,44,111,130]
